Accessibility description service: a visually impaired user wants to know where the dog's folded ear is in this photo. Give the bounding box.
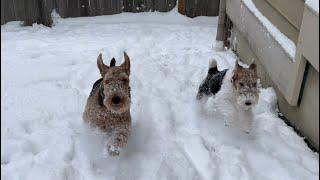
[97,53,109,77]
[249,63,256,70]
[121,52,130,75]
[110,58,116,67]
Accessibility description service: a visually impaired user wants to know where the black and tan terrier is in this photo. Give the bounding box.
[83,52,131,156]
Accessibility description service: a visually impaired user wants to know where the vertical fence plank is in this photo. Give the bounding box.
[123,0,131,12]
[68,0,80,17]
[3,0,16,23]
[166,0,176,11]
[178,0,186,15]
[183,0,219,17]
[206,0,220,16]
[144,0,153,11]
[80,0,89,16]
[40,0,54,26]
[88,0,96,16]
[56,0,68,18]
[1,0,5,24]
[24,0,39,25]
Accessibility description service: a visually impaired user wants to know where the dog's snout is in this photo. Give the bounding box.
[245,101,252,106]
[112,96,121,104]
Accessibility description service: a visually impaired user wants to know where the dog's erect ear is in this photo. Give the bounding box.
[120,51,130,75]
[97,53,109,77]
[110,58,116,67]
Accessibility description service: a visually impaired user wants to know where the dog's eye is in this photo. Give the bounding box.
[240,83,244,87]
[121,78,128,83]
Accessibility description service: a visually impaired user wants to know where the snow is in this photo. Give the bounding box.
[1,8,319,180]
[243,0,297,60]
[306,0,319,14]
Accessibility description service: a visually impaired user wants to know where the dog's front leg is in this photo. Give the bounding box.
[218,102,237,127]
[241,111,253,134]
[107,123,131,156]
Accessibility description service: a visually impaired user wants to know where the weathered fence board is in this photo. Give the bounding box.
[1,0,55,26]
[1,0,219,26]
[206,0,220,16]
[1,0,178,26]
[3,0,16,22]
[1,0,4,25]
[123,0,176,12]
[179,0,220,17]
[23,0,39,25]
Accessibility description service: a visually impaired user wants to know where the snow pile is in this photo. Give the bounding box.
[306,0,319,14]
[243,0,297,60]
[2,9,319,180]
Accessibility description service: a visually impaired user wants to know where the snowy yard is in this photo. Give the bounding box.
[1,9,319,180]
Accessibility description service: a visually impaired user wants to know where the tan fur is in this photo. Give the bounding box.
[83,52,132,156]
[232,60,259,96]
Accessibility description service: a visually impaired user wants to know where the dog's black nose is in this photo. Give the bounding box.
[245,101,252,106]
[112,96,121,104]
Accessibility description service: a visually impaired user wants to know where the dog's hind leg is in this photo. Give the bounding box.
[107,123,131,156]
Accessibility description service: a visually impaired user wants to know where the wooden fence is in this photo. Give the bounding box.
[1,0,56,26]
[1,0,220,26]
[179,0,220,17]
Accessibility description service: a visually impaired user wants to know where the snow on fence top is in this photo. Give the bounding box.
[243,0,297,60]
[306,0,319,14]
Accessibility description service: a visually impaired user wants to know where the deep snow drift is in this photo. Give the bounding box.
[1,9,319,180]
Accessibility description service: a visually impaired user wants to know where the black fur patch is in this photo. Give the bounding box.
[89,78,104,107]
[197,69,228,99]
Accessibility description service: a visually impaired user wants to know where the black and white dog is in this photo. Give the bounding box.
[197,58,260,133]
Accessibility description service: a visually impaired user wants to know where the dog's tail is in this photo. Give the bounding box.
[208,58,218,75]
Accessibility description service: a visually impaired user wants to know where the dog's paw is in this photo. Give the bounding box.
[242,124,252,134]
[107,145,121,156]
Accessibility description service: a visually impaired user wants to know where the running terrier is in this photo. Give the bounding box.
[83,52,131,156]
[197,58,260,133]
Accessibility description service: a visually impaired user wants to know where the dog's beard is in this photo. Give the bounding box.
[104,96,130,114]
[236,93,258,110]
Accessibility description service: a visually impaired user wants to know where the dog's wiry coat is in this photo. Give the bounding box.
[83,52,132,156]
[197,59,260,133]
[196,59,228,100]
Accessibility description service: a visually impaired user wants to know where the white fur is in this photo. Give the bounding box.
[209,68,255,133]
[209,58,217,68]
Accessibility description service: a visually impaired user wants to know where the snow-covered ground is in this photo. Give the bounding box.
[1,9,319,180]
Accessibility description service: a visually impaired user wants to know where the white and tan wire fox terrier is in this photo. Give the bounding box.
[197,58,260,133]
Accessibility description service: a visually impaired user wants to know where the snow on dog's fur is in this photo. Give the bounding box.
[198,58,260,133]
[83,52,131,156]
